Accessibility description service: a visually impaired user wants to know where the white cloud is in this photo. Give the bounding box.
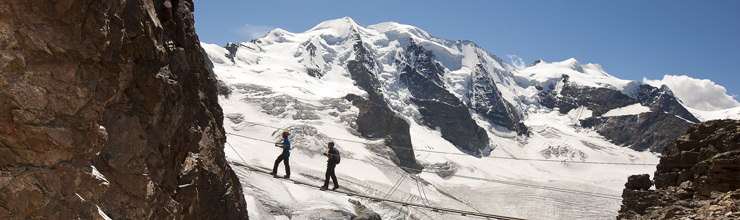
[506,54,526,71]
[237,24,275,39]
[643,75,740,111]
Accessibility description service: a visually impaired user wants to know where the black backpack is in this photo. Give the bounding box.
[332,149,340,164]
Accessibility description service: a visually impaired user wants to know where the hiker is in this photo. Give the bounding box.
[320,141,340,191]
[271,131,291,178]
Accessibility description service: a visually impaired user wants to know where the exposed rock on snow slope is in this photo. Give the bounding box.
[398,39,492,156]
[530,61,698,152]
[346,94,422,170]
[202,17,735,219]
[582,111,693,152]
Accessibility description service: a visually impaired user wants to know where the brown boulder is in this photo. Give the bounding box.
[625,174,653,190]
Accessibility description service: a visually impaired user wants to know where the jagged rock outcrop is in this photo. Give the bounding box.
[529,59,543,67]
[343,35,423,170]
[618,120,740,219]
[0,0,248,219]
[654,120,740,196]
[469,64,528,135]
[398,39,490,156]
[540,79,638,116]
[625,174,653,191]
[579,84,699,152]
[303,42,324,78]
[347,36,389,112]
[543,79,696,153]
[346,94,422,170]
[224,42,239,63]
[581,111,692,152]
[635,84,699,123]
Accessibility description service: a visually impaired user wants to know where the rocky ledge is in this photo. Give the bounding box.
[618,120,740,219]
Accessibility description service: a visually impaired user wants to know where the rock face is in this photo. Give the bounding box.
[581,111,692,152]
[346,94,422,170]
[0,0,248,219]
[636,84,699,123]
[469,64,528,135]
[618,120,740,219]
[346,37,389,112]
[543,80,696,153]
[398,39,490,156]
[344,36,422,170]
[540,79,638,116]
[224,42,239,63]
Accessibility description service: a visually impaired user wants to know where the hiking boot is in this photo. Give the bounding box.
[282,175,290,179]
[320,186,328,191]
[332,186,339,191]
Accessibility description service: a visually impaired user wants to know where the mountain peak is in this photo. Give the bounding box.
[308,17,363,34]
[265,28,290,37]
[529,59,544,67]
[368,21,432,40]
[559,58,584,72]
[562,57,581,65]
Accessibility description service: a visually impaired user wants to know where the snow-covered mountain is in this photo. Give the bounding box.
[201,17,735,219]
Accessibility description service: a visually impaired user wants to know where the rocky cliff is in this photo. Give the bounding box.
[346,94,422,171]
[0,0,248,219]
[398,39,490,156]
[346,35,390,112]
[618,120,740,219]
[470,64,528,136]
[581,111,692,152]
[543,79,696,152]
[540,77,638,117]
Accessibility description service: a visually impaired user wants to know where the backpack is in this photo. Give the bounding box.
[332,149,340,164]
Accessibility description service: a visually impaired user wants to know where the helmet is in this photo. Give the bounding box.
[282,131,290,136]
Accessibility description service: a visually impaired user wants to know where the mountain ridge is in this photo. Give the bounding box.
[200,17,734,219]
[203,17,718,153]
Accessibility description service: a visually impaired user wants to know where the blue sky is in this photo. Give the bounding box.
[193,0,740,103]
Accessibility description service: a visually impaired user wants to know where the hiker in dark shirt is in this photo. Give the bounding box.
[271,131,291,178]
[320,141,340,190]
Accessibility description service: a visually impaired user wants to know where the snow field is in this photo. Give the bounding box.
[219,79,658,219]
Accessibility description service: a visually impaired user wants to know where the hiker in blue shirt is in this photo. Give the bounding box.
[271,131,291,178]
